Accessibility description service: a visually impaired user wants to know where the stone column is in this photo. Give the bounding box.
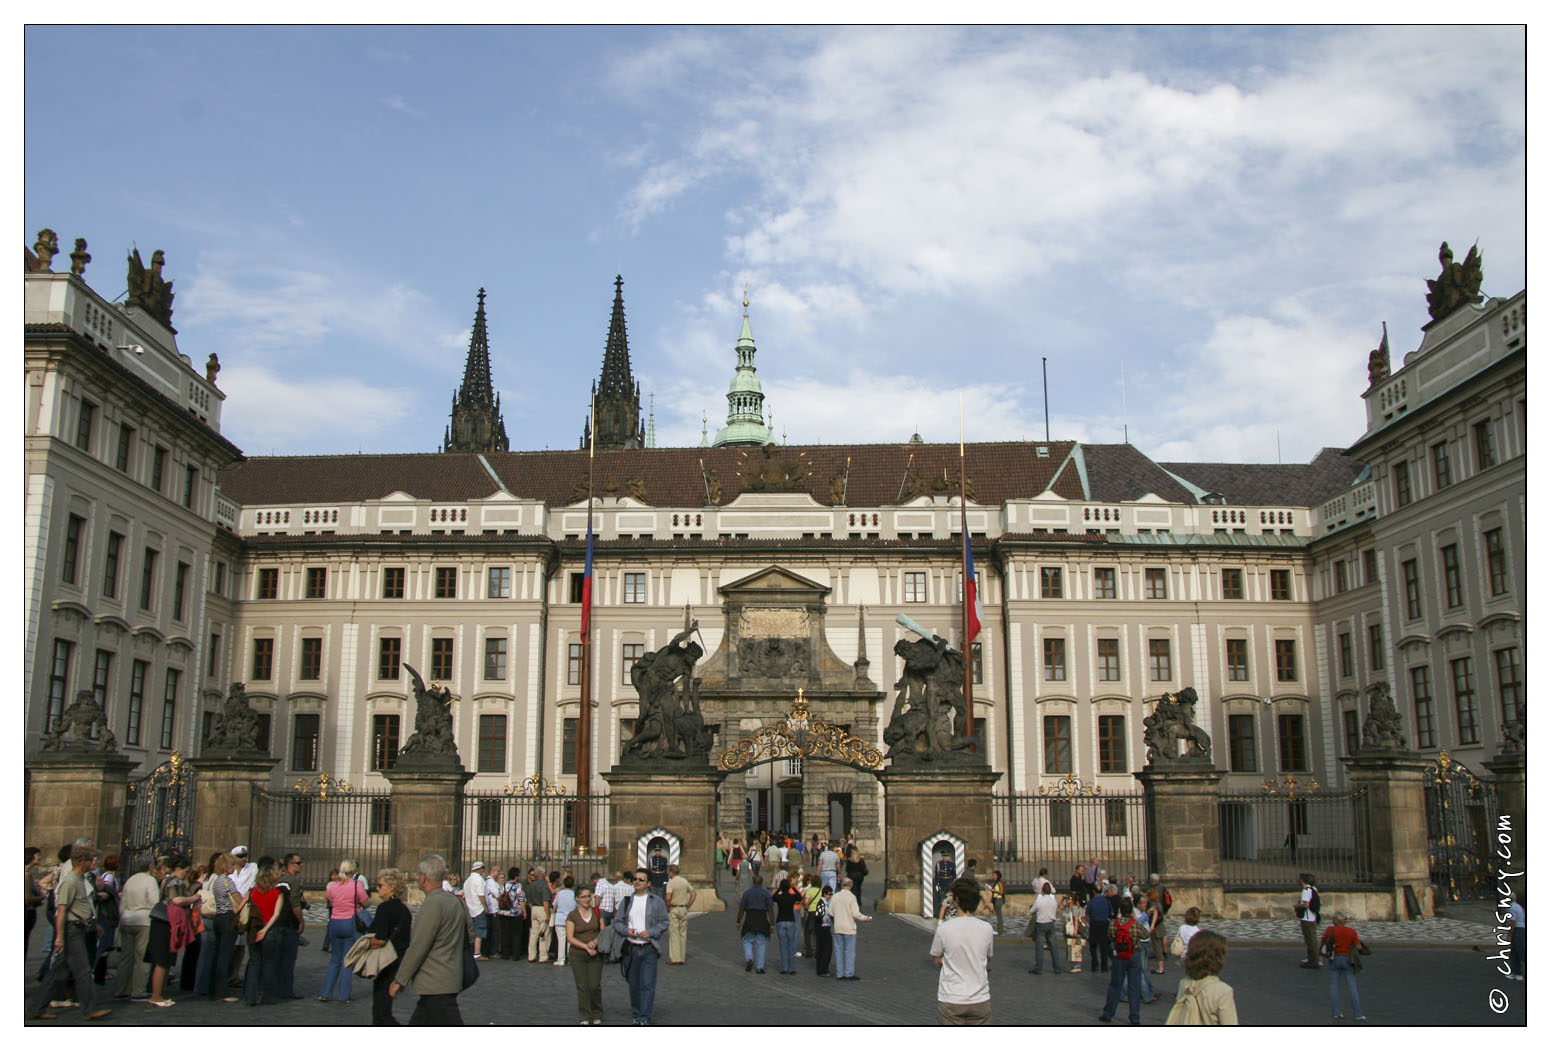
[602,766,726,910]
[876,766,1002,915]
[1342,752,1434,918]
[1135,766,1227,916]
[1484,731,1526,878]
[26,751,139,855]
[194,755,280,865]
[383,762,473,875]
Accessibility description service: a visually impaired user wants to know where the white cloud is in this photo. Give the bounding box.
[219,364,419,454]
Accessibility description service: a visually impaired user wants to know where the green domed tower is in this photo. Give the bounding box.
[712,291,775,447]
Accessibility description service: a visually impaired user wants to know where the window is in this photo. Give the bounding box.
[371,714,401,771]
[1401,559,1422,619]
[151,446,167,493]
[619,718,638,747]
[1225,638,1248,682]
[1440,544,1462,608]
[292,713,320,771]
[434,566,457,598]
[1228,714,1256,772]
[1362,549,1378,586]
[139,548,158,610]
[622,643,644,684]
[478,714,506,772]
[160,669,179,749]
[1269,569,1291,601]
[298,637,322,680]
[254,713,272,755]
[1093,567,1116,599]
[903,571,927,603]
[483,636,507,680]
[1042,714,1072,773]
[1098,714,1127,773]
[1394,461,1412,508]
[1411,666,1437,749]
[46,640,73,732]
[1431,440,1452,490]
[561,717,578,774]
[1097,638,1120,681]
[1274,639,1298,682]
[207,633,221,677]
[1043,638,1066,681]
[115,424,134,472]
[182,466,197,509]
[1343,709,1361,756]
[75,399,95,450]
[476,799,501,836]
[1495,647,1522,725]
[61,514,84,584]
[1277,713,1307,771]
[305,567,327,599]
[1040,567,1063,599]
[91,649,113,723]
[370,801,392,836]
[1104,799,1128,837]
[1367,623,1384,670]
[127,660,147,746]
[1334,560,1348,593]
[569,572,585,603]
[173,562,189,621]
[1144,568,1167,600]
[378,637,401,680]
[1048,799,1072,838]
[1474,419,1498,470]
[1338,633,1353,678]
[623,572,646,603]
[1147,639,1171,681]
[1484,529,1508,596]
[1451,657,1478,744]
[1221,568,1243,600]
[487,566,511,599]
[430,637,454,680]
[971,642,983,685]
[382,566,405,599]
[257,567,278,600]
[251,638,274,680]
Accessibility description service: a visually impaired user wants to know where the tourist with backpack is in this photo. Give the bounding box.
[1098,896,1146,1024]
[1296,873,1322,968]
[1165,930,1238,1025]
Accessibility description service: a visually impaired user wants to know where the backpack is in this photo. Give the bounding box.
[1160,887,1172,913]
[1112,917,1136,959]
[498,888,513,911]
[1308,888,1321,920]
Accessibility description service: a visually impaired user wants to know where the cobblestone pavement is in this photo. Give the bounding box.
[24,906,1526,1027]
[913,912,1504,947]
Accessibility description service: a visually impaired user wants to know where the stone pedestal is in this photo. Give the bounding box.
[1343,750,1434,919]
[603,766,726,911]
[876,766,1001,915]
[195,754,280,865]
[1136,765,1227,916]
[26,751,139,855]
[384,763,473,875]
[1484,749,1526,884]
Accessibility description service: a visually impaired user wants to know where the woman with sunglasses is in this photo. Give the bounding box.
[366,869,412,1026]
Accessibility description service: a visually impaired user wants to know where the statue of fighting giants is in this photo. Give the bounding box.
[1142,687,1213,766]
[203,682,264,755]
[622,623,711,761]
[41,689,119,753]
[883,634,976,762]
[399,663,460,762]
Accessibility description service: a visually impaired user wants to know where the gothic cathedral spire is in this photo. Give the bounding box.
[442,288,510,453]
[581,275,644,450]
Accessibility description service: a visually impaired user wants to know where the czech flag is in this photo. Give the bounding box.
[963,525,983,645]
[580,514,594,637]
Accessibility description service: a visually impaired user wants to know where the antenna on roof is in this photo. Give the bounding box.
[1276,430,1282,465]
[896,452,915,505]
[1042,356,1050,443]
[1120,361,1128,445]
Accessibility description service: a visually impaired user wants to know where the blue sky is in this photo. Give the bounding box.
[24,26,1526,464]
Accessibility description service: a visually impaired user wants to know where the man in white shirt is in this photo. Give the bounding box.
[483,867,503,958]
[227,845,258,987]
[462,861,488,959]
[594,872,618,926]
[1028,881,1064,975]
[931,878,994,1025]
[612,869,634,918]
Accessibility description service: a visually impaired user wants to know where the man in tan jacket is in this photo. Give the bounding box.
[664,863,698,964]
[391,854,473,1026]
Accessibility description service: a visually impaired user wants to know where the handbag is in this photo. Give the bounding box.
[354,907,372,935]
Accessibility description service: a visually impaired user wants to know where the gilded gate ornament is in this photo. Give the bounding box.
[717,690,884,772]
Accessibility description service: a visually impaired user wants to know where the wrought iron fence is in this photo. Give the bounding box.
[457,781,612,878]
[123,754,197,866]
[992,781,1149,892]
[250,777,393,891]
[1218,787,1374,888]
[1423,751,1500,901]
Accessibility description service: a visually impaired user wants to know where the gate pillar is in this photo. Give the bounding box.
[876,767,1001,915]
[1342,752,1433,918]
[26,751,138,857]
[1484,736,1526,892]
[602,767,726,910]
[195,756,279,866]
[384,765,473,876]
[1136,767,1226,916]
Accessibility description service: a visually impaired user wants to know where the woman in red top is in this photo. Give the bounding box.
[242,863,285,1006]
[1320,910,1367,1020]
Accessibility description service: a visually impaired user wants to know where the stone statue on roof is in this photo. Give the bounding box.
[1425,241,1484,322]
[126,247,176,329]
[30,230,58,271]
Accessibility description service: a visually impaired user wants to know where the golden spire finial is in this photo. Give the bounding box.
[742,283,750,311]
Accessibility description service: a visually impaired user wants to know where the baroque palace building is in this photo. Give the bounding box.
[23,229,1526,847]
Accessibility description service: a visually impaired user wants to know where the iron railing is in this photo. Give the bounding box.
[1218,789,1374,888]
[457,789,613,878]
[250,784,393,891]
[123,754,197,867]
[1423,752,1500,901]
[992,787,1149,892]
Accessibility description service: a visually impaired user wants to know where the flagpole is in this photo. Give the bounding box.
[577,395,595,843]
[960,396,974,741]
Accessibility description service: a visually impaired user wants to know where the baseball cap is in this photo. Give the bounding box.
[471,861,484,870]
[231,845,248,857]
